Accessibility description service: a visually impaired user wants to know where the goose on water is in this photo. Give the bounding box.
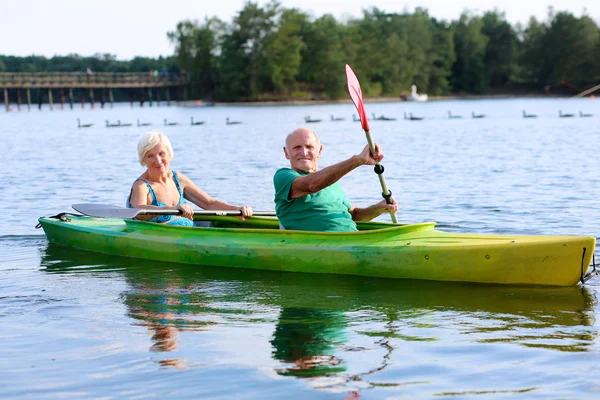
[579,111,593,117]
[118,120,132,127]
[352,114,361,122]
[77,118,93,128]
[106,120,119,128]
[330,115,345,121]
[472,112,485,119]
[403,112,422,121]
[191,117,205,125]
[522,110,537,118]
[226,117,242,125]
[448,111,462,119]
[164,119,179,126]
[304,116,322,123]
[137,119,151,127]
[558,110,574,118]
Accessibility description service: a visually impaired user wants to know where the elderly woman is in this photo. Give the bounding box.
[128,131,253,226]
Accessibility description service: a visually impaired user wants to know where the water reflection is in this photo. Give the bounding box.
[40,244,598,385]
[271,308,347,377]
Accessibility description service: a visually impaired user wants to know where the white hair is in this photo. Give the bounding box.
[137,131,174,166]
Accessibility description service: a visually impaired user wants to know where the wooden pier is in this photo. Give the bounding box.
[0,72,189,111]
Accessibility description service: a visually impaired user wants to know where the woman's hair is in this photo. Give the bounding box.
[137,131,174,166]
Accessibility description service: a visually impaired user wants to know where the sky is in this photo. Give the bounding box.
[0,0,597,60]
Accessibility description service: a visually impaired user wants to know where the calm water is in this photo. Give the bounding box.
[2,98,600,398]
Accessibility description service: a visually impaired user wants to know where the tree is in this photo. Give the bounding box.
[519,16,547,84]
[451,12,489,93]
[298,14,346,98]
[481,10,519,87]
[262,8,307,95]
[218,1,280,100]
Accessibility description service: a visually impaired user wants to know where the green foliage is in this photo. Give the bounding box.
[451,12,489,93]
[481,10,519,86]
[2,6,598,100]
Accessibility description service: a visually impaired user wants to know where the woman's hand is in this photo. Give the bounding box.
[176,203,194,220]
[238,205,253,220]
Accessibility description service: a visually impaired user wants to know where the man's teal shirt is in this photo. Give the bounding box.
[273,168,357,232]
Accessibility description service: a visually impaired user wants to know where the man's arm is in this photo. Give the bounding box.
[290,156,363,198]
[349,197,399,222]
[289,144,383,199]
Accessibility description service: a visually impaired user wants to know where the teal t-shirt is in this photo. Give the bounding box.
[273,168,357,232]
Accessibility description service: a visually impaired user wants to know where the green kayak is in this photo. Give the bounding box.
[37,213,597,287]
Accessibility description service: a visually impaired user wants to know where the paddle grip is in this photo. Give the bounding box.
[374,164,384,174]
[382,190,393,204]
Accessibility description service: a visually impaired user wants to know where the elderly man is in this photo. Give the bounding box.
[273,127,398,231]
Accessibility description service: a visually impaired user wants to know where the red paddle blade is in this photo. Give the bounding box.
[345,64,370,132]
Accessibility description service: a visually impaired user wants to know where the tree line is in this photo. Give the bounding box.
[166,2,599,100]
[2,2,599,102]
[0,53,179,76]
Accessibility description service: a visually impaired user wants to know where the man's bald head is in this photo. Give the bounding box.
[285,127,320,150]
[283,127,323,173]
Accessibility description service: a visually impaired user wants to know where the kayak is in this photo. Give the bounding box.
[37,213,597,287]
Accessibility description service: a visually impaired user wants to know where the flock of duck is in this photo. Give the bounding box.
[77,109,595,128]
[76,117,243,128]
[305,110,595,123]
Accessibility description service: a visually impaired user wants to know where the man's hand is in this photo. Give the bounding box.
[358,143,384,165]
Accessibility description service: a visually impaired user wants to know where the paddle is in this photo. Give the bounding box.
[345,64,398,223]
[72,203,276,219]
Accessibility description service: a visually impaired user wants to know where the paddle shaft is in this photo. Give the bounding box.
[364,129,397,223]
[345,64,397,224]
[138,209,276,217]
[72,203,276,219]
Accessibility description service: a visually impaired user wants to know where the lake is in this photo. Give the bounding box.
[1,97,600,398]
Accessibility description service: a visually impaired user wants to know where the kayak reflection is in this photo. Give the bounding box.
[40,244,598,380]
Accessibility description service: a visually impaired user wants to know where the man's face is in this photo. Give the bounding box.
[284,129,322,173]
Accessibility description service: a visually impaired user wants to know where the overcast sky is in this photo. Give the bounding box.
[0,0,596,60]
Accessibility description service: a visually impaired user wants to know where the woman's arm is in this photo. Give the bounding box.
[178,172,253,218]
[129,179,194,220]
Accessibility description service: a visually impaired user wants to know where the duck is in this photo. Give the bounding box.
[77,118,93,128]
[404,112,422,121]
[191,117,205,125]
[472,112,485,119]
[522,110,537,118]
[379,114,397,121]
[558,110,574,118]
[330,115,345,121]
[137,119,151,127]
[226,117,242,125]
[579,111,593,117]
[105,120,119,128]
[304,116,322,123]
[164,119,179,126]
[352,114,361,122]
[448,111,462,119]
[118,120,132,127]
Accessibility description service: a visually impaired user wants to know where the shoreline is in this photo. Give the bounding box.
[182,94,564,107]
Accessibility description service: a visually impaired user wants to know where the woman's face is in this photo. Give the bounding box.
[144,142,171,174]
